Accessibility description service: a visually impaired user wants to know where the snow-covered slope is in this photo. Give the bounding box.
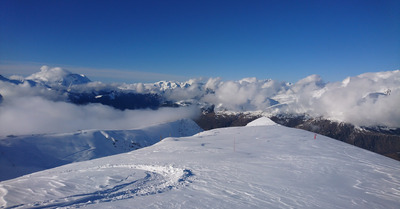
[1,119,399,208]
[0,119,202,181]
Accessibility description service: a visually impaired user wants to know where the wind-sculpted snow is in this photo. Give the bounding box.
[1,122,399,208]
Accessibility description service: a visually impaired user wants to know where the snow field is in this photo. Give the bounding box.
[0,119,202,181]
[1,117,399,208]
[0,163,194,208]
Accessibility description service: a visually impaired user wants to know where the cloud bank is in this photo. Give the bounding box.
[300,72,400,127]
[1,66,399,133]
[121,70,400,127]
[0,97,199,136]
[0,81,199,136]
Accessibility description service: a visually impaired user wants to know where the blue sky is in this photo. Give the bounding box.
[1,0,399,83]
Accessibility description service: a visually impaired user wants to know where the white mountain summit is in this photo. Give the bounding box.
[26,65,91,87]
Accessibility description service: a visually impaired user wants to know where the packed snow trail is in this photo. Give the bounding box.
[1,117,399,208]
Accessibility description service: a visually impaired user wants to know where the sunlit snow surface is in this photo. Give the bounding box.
[0,119,202,181]
[1,118,400,208]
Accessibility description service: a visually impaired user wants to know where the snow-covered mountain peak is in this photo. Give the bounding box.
[26,65,91,87]
[154,81,183,91]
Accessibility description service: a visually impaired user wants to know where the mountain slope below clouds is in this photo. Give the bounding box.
[0,119,202,181]
[1,117,399,209]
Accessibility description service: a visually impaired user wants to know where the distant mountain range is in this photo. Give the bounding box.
[1,66,399,160]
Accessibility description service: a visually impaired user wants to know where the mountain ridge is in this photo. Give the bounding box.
[1,67,399,161]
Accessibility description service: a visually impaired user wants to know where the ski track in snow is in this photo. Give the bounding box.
[3,164,194,209]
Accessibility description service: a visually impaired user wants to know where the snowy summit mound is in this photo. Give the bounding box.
[246,117,277,126]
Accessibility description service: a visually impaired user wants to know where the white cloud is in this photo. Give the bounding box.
[286,70,400,127]
[0,96,199,136]
[0,81,200,136]
[1,65,399,129]
[201,78,287,111]
[0,79,66,101]
[194,71,400,127]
